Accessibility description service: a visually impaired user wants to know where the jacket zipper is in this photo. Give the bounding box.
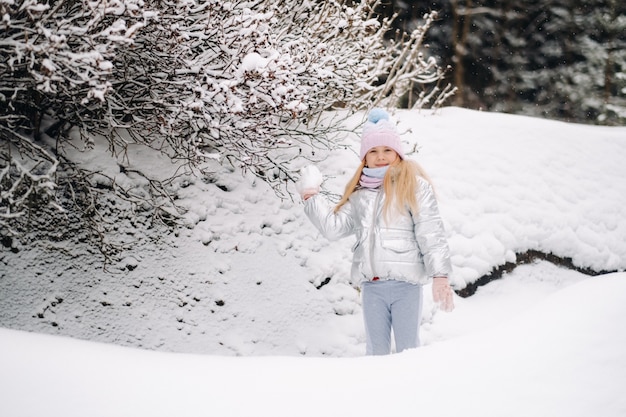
[369,190,383,278]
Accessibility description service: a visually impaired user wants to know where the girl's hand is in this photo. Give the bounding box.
[433,276,455,312]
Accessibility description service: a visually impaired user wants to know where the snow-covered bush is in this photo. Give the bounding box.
[112,0,453,190]
[0,0,152,136]
[1,0,452,256]
[1,0,159,256]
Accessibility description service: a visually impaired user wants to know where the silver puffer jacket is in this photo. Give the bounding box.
[304,177,452,285]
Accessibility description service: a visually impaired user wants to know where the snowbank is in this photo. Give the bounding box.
[1,272,625,417]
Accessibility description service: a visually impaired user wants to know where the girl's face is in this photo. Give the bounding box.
[364,146,399,168]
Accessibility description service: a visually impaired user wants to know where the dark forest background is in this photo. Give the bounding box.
[375,0,626,125]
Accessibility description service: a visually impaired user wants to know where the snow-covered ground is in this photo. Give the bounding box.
[1,107,625,416]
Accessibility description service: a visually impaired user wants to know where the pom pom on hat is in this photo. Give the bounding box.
[360,108,405,161]
[367,108,390,124]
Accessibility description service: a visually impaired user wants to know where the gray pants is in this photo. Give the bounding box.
[361,280,423,355]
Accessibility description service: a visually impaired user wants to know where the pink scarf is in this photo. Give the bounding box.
[359,175,383,188]
[359,166,388,189]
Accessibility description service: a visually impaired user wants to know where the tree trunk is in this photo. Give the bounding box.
[451,0,472,107]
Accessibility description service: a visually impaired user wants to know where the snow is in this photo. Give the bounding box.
[1,107,626,416]
[239,52,269,73]
[1,272,625,417]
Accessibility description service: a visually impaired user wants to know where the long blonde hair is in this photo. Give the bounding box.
[334,158,432,222]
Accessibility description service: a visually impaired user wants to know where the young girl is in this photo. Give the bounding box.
[297,109,454,355]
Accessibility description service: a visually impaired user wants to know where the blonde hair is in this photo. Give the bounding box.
[334,158,432,222]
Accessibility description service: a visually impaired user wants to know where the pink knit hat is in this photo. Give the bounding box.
[359,108,405,161]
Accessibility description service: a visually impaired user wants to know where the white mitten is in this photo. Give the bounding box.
[295,165,323,199]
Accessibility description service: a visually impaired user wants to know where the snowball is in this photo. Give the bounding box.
[295,165,323,196]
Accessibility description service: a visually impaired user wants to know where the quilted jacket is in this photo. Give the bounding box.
[304,177,452,285]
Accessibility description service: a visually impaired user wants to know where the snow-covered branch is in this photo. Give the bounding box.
[0,127,61,235]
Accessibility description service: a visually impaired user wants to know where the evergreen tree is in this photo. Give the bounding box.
[380,0,626,124]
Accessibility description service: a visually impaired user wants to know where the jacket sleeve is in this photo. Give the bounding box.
[303,194,355,241]
[412,178,453,278]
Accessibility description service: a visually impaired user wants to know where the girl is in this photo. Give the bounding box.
[297,109,454,355]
